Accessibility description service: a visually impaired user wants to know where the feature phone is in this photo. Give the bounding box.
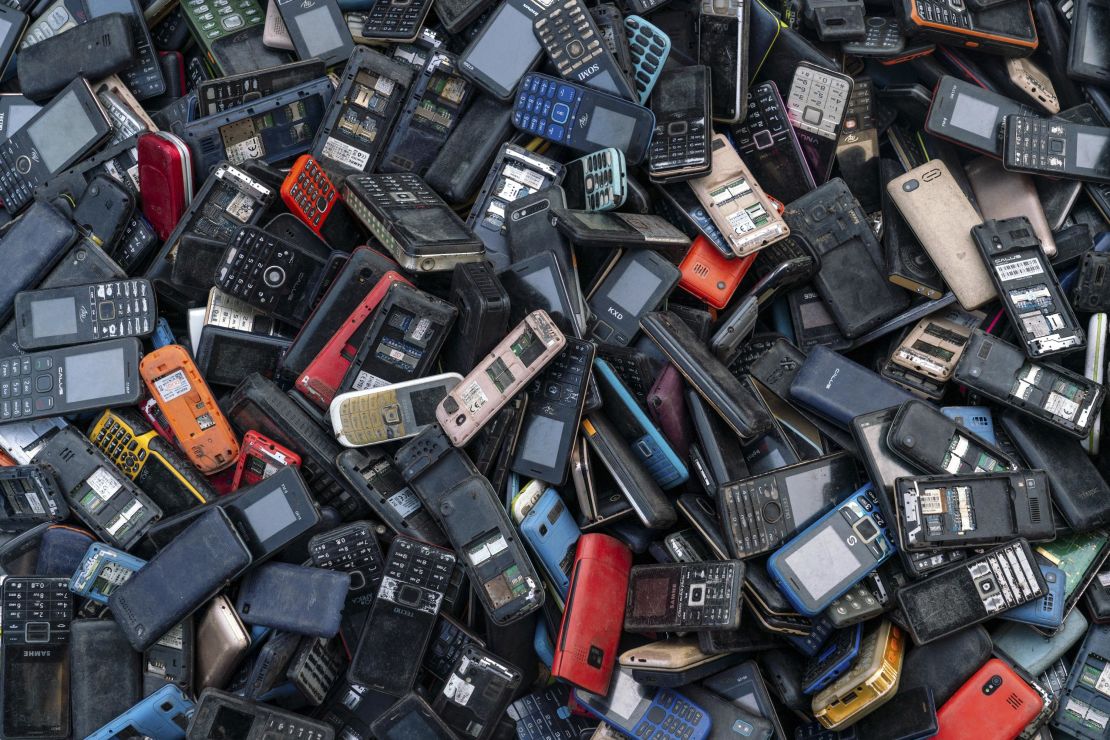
[1004,115,1110,184]
[648,65,711,182]
[698,0,748,124]
[733,81,816,203]
[272,0,353,67]
[624,561,745,632]
[532,0,636,100]
[786,63,853,184]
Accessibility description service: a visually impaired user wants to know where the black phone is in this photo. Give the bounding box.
[625,560,745,631]
[924,76,1034,158]
[648,65,712,182]
[732,81,816,203]
[1003,114,1110,183]
[0,79,111,214]
[533,0,635,100]
[1068,0,1110,84]
[457,0,544,101]
[334,448,446,545]
[17,14,136,103]
[698,0,749,124]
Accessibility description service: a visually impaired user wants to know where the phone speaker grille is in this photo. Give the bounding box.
[1029,497,1041,523]
[1006,693,1024,710]
[199,137,221,160]
[693,263,709,278]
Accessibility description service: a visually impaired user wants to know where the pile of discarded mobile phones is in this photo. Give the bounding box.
[7,0,1110,736]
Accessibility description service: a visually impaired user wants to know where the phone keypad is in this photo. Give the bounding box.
[2,578,70,645]
[722,479,778,556]
[912,0,971,28]
[625,15,669,103]
[633,689,708,740]
[513,74,581,145]
[597,346,654,405]
[787,66,851,140]
[358,0,429,38]
[310,525,385,594]
[183,0,262,40]
[84,279,154,340]
[92,416,146,476]
[20,2,78,48]
[283,155,339,233]
[844,16,905,53]
[578,149,622,210]
[1007,116,1067,173]
[0,142,35,213]
[215,227,313,307]
[530,338,590,409]
[0,356,52,420]
[534,0,605,81]
[378,537,456,616]
[735,84,791,154]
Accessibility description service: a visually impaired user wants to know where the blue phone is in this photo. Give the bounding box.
[69,542,146,604]
[85,684,195,740]
[941,405,997,444]
[801,622,862,694]
[624,14,671,104]
[999,563,1066,629]
[593,358,689,489]
[785,612,835,657]
[519,487,581,598]
[575,667,711,740]
[768,483,897,616]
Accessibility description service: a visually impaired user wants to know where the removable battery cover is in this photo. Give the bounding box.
[887,399,1018,476]
[971,217,1083,358]
[433,645,522,740]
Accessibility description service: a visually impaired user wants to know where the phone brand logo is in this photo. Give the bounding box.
[577,113,590,128]
[21,651,51,657]
[922,168,942,182]
[824,367,839,389]
[847,535,858,546]
[607,306,624,320]
[577,65,599,81]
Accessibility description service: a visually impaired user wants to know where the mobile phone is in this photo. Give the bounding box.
[17,14,136,103]
[936,659,1044,739]
[137,132,192,242]
[331,373,462,447]
[140,344,239,474]
[532,0,635,100]
[732,81,816,204]
[551,208,690,251]
[309,520,383,648]
[347,536,456,695]
[0,465,67,532]
[0,7,26,81]
[511,73,657,164]
[586,250,680,346]
[624,560,744,632]
[954,329,1104,439]
[344,172,484,273]
[457,0,544,101]
[972,217,1081,356]
[1069,0,1110,84]
[687,134,789,257]
[270,0,352,65]
[349,0,433,41]
[189,688,333,738]
[511,337,595,485]
[925,77,1035,158]
[888,309,980,386]
[196,59,325,116]
[310,47,414,177]
[563,148,627,212]
[768,483,895,616]
[811,621,905,730]
[1004,114,1110,184]
[396,428,546,624]
[0,576,71,740]
[177,0,289,76]
[69,541,144,605]
[718,452,861,559]
[898,0,1038,54]
[0,79,111,214]
[335,449,446,544]
[698,0,748,124]
[886,160,996,310]
[887,398,1016,475]
[88,407,215,517]
[280,154,339,237]
[231,430,300,490]
[194,326,291,390]
[85,684,194,740]
[899,540,1048,645]
[372,693,458,739]
[581,414,676,530]
[678,236,754,310]
[0,95,40,145]
[13,278,154,352]
[575,667,711,739]
[431,646,520,739]
[786,62,853,184]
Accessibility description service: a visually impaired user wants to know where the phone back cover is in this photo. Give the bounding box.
[899,625,992,706]
[789,345,915,427]
[236,562,349,637]
[0,202,77,324]
[552,534,632,694]
[109,506,252,651]
[71,619,142,738]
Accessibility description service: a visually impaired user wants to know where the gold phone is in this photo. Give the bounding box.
[196,595,251,691]
[812,620,904,730]
[619,638,714,670]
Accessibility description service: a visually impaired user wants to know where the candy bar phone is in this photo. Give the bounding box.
[331,373,462,447]
[688,134,789,257]
[457,0,544,101]
[648,65,711,183]
[786,63,853,184]
[575,668,711,740]
[1004,115,1110,184]
[733,81,816,203]
[14,278,155,351]
[271,0,352,67]
[0,79,111,214]
[137,131,193,241]
[281,154,339,237]
[140,344,239,474]
[897,0,1038,55]
[699,0,748,123]
[511,73,656,163]
[350,0,433,41]
[437,311,566,447]
[563,148,627,212]
[532,0,636,100]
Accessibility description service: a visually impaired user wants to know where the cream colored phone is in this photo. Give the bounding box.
[330,372,462,447]
[966,156,1056,257]
[689,134,790,257]
[886,160,996,310]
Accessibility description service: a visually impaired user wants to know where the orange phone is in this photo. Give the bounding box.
[934,658,1043,740]
[898,0,1038,55]
[678,236,756,310]
[139,344,240,474]
[280,154,340,235]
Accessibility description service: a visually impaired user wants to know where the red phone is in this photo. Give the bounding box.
[552,533,632,695]
[231,431,302,489]
[935,658,1043,740]
[295,270,411,410]
[138,131,193,240]
[281,154,340,235]
[678,236,756,310]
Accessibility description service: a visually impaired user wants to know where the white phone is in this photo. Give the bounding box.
[1084,312,1107,454]
[263,0,295,50]
[330,372,462,447]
